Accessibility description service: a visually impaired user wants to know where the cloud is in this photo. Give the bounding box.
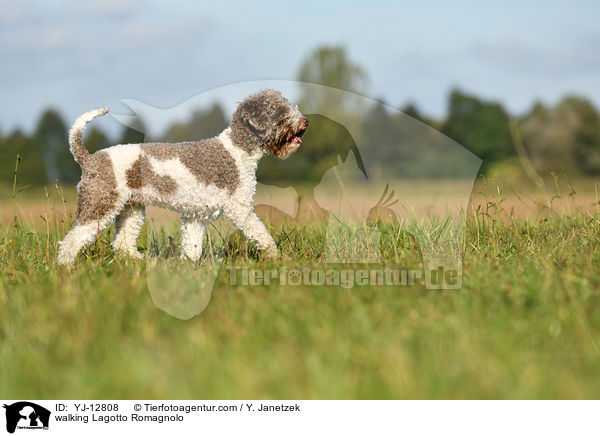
[69,0,139,20]
[469,38,600,76]
[0,4,26,24]
[116,17,213,45]
[1,25,75,53]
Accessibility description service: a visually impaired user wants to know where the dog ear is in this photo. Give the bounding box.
[239,96,271,133]
[245,114,267,133]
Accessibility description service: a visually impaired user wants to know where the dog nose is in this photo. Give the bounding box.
[301,118,309,128]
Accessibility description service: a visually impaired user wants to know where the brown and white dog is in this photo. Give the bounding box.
[57,89,308,265]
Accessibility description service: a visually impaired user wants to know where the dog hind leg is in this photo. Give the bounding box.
[57,216,115,265]
[180,217,207,261]
[113,203,146,258]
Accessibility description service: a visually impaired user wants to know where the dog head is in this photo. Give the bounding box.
[230,89,308,159]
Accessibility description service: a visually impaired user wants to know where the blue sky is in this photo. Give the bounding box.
[1,0,599,135]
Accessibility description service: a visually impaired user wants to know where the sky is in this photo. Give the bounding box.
[1,0,599,136]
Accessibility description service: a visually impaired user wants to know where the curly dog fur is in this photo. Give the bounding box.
[57,89,308,265]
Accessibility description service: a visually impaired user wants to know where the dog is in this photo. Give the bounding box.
[57,89,308,265]
[3,403,51,434]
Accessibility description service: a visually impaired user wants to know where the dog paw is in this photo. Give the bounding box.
[57,251,77,267]
[57,258,76,268]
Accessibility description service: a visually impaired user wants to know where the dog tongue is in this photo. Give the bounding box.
[293,136,302,143]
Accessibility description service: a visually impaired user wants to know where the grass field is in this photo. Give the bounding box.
[1,178,600,399]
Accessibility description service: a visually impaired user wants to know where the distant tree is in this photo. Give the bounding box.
[119,117,147,145]
[399,102,439,127]
[85,126,111,154]
[442,89,514,172]
[296,45,368,114]
[34,109,68,182]
[162,103,227,142]
[362,103,407,165]
[255,46,371,222]
[361,101,466,178]
[572,100,600,175]
[0,131,47,186]
[271,45,369,183]
[521,96,600,175]
[401,102,424,122]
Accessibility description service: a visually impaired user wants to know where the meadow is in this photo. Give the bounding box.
[1,177,599,399]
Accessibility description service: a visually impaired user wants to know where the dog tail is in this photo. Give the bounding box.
[69,107,109,165]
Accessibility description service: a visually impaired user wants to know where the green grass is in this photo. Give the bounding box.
[1,183,600,399]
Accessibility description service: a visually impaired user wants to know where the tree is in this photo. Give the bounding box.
[0,130,47,186]
[84,127,111,154]
[296,45,368,114]
[442,89,514,173]
[119,117,147,145]
[162,103,227,142]
[34,109,69,182]
[520,96,600,175]
[255,47,370,222]
[572,100,600,175]
[362,103,406,166]
[401,102,424,122]
[400,102,438,128]
[285,46,369,183]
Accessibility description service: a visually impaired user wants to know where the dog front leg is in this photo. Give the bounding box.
[227,210,278,259]
[180,217,207,261]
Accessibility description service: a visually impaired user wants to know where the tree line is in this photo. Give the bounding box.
[2,46,599,187]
